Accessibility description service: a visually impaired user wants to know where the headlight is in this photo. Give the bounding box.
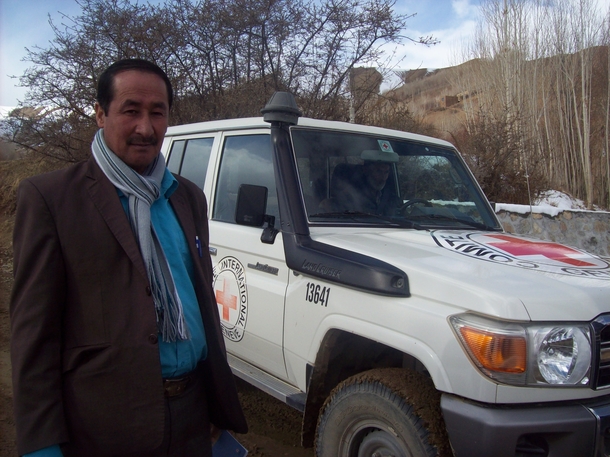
[533,326,591,385]
[450,313,591,387]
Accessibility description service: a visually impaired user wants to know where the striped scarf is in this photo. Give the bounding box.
[92,129,189,342]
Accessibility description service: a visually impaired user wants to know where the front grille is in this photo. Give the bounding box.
[593,315,610,389]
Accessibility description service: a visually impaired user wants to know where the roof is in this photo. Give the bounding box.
[165,116,454,149]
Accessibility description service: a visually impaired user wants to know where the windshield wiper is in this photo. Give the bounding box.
[406,214,499,231]
[310,211,424,230]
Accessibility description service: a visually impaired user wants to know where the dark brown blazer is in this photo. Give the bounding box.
[10,156,247,456]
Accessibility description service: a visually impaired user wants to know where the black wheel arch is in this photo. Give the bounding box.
[301,330,433,448]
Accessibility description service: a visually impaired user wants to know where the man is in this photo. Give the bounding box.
[355,160,397,215]
[324,149,400,216]
[10,59,247,457]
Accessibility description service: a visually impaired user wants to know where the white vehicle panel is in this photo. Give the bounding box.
[163,109,610,457]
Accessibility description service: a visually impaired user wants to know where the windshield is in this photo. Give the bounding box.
[291,127,501,230]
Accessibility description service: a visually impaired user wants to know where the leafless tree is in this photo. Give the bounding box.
[452,0,609,208]
[2,0,429,162]
[2,0,168,161]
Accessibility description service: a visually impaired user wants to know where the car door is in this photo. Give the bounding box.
[207,130,289,380]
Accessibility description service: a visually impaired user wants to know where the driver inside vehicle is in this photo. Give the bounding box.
[320,148,401,216]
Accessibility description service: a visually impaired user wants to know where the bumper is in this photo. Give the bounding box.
[441,393,610,457]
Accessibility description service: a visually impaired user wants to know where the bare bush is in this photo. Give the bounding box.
[451,111,548,205]
[0,155,69,215]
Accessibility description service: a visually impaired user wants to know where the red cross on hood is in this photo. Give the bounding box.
[486,234,596,267]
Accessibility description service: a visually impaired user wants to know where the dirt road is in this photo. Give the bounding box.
[0,215,312,457]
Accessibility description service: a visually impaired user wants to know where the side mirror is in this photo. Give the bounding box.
[235,184,267,226]
[235,184,279,244]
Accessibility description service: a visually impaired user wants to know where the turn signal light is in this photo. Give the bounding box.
[460,326,526,373]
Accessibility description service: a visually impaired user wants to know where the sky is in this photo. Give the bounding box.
[0,0,482,110]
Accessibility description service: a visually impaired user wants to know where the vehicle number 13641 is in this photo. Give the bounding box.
[305,282,331,307]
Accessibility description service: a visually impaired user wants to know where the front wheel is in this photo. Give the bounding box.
[314,368,451,457]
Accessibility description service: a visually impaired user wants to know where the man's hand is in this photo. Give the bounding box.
[210,424,222,444]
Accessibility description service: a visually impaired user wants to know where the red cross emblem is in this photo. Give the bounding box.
[215,278,237,321]
[487,234,595,267]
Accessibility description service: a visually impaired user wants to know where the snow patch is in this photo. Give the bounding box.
[0,106,15,119]
[495,190,608,216]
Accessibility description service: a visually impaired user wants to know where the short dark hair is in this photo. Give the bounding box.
[96,59,174,114]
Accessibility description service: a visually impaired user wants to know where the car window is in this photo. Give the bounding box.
[179,138,213,189]
[167,140,185,173]
[292,127,499,229]
[166,137,213,190]
[212,134,278,224]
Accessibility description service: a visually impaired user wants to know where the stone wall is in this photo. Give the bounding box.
[495,207,610,257]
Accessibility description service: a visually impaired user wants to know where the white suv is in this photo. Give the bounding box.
[161,92,610,457]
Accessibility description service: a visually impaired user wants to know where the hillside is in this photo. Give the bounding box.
[387,47,609,141]
[384,60,488,142]
[383,47,610,209]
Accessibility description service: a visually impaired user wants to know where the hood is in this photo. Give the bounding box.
[310,228,610,322]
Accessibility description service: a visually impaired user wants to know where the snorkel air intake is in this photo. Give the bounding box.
[262,92,409,296]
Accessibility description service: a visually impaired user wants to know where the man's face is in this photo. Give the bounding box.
[95,70,169,174]
[365,162,391,191]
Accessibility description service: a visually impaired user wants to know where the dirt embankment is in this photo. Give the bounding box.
[1,216,15,456]
[0,214,312,457]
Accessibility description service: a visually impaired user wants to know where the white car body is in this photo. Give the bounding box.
[161,104,610,457]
